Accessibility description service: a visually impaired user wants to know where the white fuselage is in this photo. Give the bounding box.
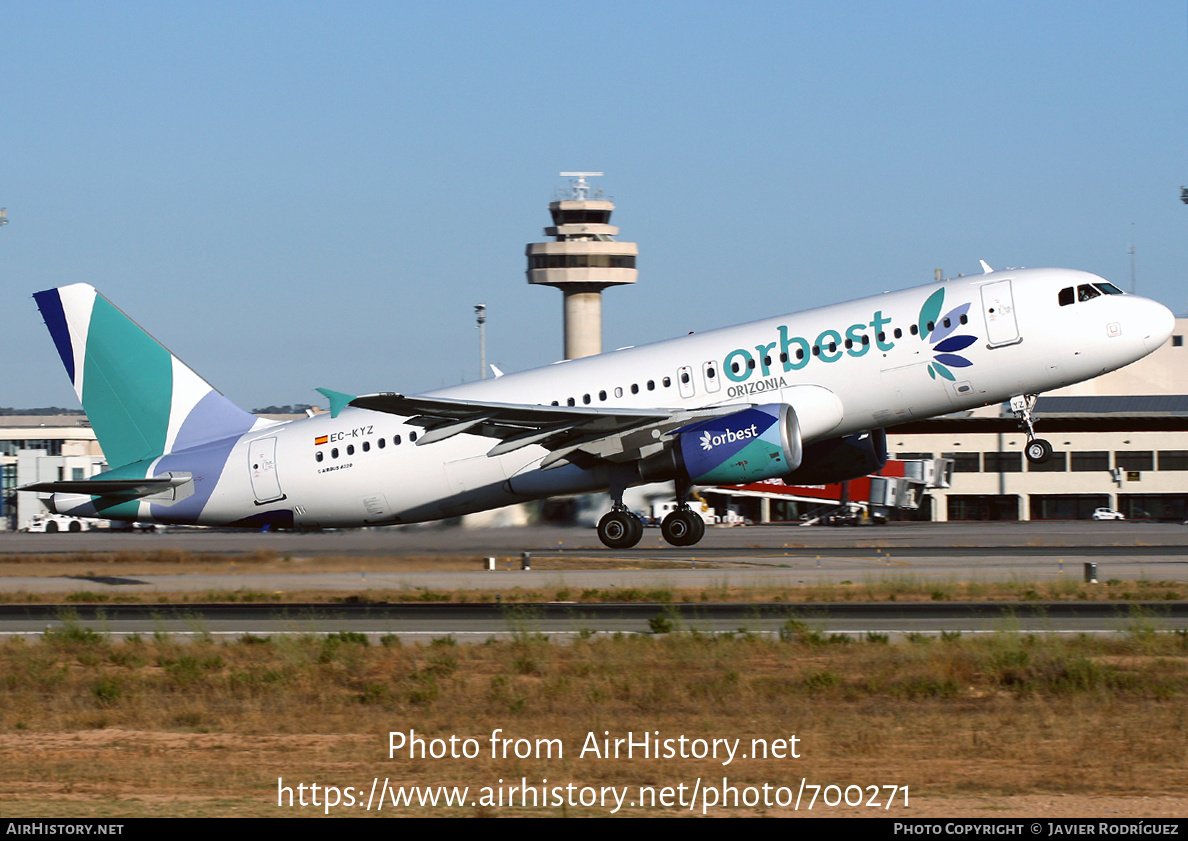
[124,268,1173,528]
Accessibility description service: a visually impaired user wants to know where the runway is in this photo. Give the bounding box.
[2,521,1185,638]
[2,520,1186,595]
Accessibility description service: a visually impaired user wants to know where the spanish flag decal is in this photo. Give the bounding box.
[314,435,328,446]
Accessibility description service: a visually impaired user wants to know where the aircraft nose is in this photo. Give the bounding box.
[1141,298,1176,353]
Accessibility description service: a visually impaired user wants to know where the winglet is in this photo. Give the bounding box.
[979,260,994,274]
[316,387,357,419]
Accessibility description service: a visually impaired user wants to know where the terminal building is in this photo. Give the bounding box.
[0,415,105,531]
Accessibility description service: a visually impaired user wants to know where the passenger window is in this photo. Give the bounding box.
[598,390,606,401]
[332,448,339,459]
[316,451,324,462]
[362,441,370,452]
[567,397,576,406]
[960,315,968,324]
[1059,287,1075,306]
[680,372,690,384]
[583,394,591,404]
[894,328,902,339]
[631,384,639,394]
[346,444,354,456]
[394,435,402,445]
[647,380,655,391]
[663,377,671,387]
[378,438,386,449]
[910,324,919,335]
[614,387,623,397]
[410,431,418,442]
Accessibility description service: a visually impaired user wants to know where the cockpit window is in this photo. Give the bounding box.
[1059,287,1075,307]
[1077,284,1101,302]
[1096,282,1124,295]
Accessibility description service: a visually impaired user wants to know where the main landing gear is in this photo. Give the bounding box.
[597,507,644,549]
[658,478,706,547]
[660,507,705,547]
[596,481,708,549]
[1010,394,1053,464]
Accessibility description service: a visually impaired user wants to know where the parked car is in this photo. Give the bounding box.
[1091,508,1125,521]
[23,514,91,533]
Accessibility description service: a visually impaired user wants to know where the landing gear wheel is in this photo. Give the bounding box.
[661,509,706,547]
[598,511,643,549]
[1025,438,1053,464]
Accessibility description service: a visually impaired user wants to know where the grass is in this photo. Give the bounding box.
[2,626,1188,816]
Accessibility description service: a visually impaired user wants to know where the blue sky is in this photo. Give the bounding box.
[3,1,1186,409]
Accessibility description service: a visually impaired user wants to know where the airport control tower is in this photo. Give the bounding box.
[526,172,638,359]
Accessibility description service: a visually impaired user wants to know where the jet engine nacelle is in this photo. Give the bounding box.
[639,403,803,486]
[780,428,887,485]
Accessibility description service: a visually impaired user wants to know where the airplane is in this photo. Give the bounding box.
[23,265,1174,548]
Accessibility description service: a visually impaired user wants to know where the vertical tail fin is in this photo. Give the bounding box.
[34,283,261,468]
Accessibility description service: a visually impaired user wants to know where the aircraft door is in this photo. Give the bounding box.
[249,437,285,504]
[981,280,1021,347]
[702,361,721,394]
[677,366,696,399]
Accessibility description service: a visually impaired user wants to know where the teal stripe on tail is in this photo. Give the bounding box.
[34,284,260,468]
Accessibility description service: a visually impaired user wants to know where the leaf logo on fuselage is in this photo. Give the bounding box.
[917,287,977,381]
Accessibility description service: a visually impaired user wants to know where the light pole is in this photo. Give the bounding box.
[475,303,487,380]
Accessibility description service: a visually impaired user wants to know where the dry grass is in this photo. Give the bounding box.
[2,577,1185,606]
[2,623,1187,816]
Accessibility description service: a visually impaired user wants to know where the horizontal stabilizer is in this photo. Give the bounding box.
[19,474,192,499]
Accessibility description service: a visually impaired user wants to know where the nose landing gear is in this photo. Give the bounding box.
[1010,394,1053,464]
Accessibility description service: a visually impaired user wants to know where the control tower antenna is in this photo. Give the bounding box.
[525,172,638,359]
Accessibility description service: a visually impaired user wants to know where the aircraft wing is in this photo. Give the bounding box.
[349,393,745,468]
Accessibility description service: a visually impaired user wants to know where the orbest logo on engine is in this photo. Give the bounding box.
[699,424,760,452]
